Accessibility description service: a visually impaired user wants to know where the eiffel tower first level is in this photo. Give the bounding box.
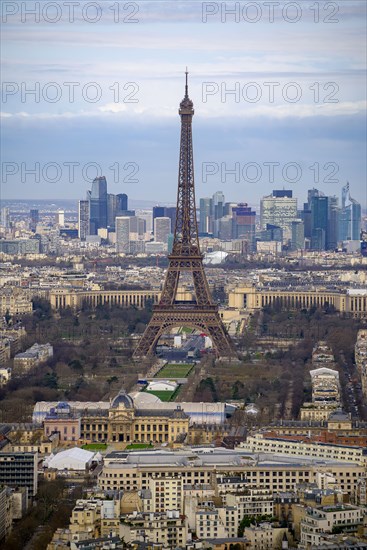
[134,72,236,359]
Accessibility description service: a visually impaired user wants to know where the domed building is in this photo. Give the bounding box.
[110,389,134,410]
[37,388,190,446]
[106,388,189,444]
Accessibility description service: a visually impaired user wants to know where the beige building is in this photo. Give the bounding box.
[300,402,338,422]
[310,367,340,403]
[0,288,32,316]
[228,285,367,317]
[244,522,288,550]
[300,504,364,548]
[239,434,367,466]
[355,329,367,398]
[120,510,188,547]
[37,392,189,446]
[49,288,160,310]
[13,343,53,373]
[98,449,366,499]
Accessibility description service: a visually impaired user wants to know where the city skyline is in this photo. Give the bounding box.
[1,1,366,206]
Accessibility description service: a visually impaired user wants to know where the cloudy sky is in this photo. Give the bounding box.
[1,0,366,209]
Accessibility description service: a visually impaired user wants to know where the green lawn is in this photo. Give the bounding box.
[82,443,107,451]
[144,388,179,402]
[126,443,153,450]
[180,327,194,334]
[155,363,193,379]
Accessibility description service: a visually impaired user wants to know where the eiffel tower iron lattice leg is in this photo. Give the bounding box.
[134,71,236,359]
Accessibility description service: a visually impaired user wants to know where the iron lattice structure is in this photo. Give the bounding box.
[134,73,236,358]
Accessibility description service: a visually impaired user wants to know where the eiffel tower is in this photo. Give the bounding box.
[134,72,236,359]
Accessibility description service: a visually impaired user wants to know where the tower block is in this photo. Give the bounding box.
[134,73,236,359]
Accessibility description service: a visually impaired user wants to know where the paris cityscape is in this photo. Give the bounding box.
[1,1,367,549]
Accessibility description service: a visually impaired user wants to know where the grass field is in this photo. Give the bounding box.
[144,388,179,402]
[126,443,153,450]
[82,443,107,451]
[155,363,193,379]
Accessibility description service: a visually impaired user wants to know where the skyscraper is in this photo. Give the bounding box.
[199,197,212,234]
[30,209,39,232]
[327,196,340,250]
[311,195,328,250]
[340,183,362,241]
[291,219,305,250]
[154,217,171,246]
[0,207,10,229]
[78,200,90,241]
[88,176,107,235]
[260,191,297,242]
[56,209,65,227]
[232,203,256,247]
[152,206,166,231]
[107,193,118,227]
[116,216,130,254]
[213,191,225,220]
[117,193,128,213]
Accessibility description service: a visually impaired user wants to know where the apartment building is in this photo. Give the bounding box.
[244,523,289,550]
[119,510,188,547]
[355,329,367,398]
[98,448,366,499]
[240,435,367,466]
[300,504,364,548]
[0,452,38,497]
[13,342,53,372]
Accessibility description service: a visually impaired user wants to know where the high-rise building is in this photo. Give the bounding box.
[138,211,153,233]
[154,217,171,246]
[0,452,38,497]
[273,189,293,198]
[199,197,212,234]
[88,176,107,235]
[349,197,362,240]
[0,207,10,229]
[213,191,225,220]
[56,209,65,227]
[232,203,256,247]
[152,206,166,231]
[165,207,177,235]
[78,200,90,241]
[117,193,128,213]
[30,209,39,232]
[215,215,233,240]
[340,183,362,241]
[258,224,283,243]
[260,191,297,242]
[327,196,340,250]
[107,193,117,227]
[291,219,305,250]
[311,195,328,250]
[116,216,130,254]
[301,203,312,239]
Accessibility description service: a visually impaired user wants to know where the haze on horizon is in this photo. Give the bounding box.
[1,0,366,209]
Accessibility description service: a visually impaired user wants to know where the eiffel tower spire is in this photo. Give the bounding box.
[134,72,236,359]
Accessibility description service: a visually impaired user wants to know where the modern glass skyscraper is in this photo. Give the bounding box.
[311,195,328,250]
[78,200,90,241]
[213,191,225,220]
[88,176,107,235]
[340,183,362,241]
[199,197,212,234]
